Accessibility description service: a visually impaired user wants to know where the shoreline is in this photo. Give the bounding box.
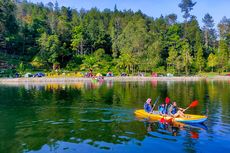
[0,76,230,85]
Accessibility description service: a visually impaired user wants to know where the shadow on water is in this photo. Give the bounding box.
[0,80,230,153]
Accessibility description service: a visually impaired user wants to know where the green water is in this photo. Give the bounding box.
[0,80,230,153]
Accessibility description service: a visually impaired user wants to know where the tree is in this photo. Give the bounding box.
[71,25,84,55]
[167,46,178,73]
[195,31,205,72]
[109,14,122,58]
[217,40,229,72]
[37,33,61,68]
[81,55,97,71]
[218,17,230,72]
[207,53,217,72]
[165,14,177,25]
[218,17,230,41]
[115,53,137,74]
[143,40,162,72]
[178,0,196,39]
[0,0,18,52]
[181,40,193,75]
[117,16,148,72]
[202,13,216,48]
[178,0,196,22]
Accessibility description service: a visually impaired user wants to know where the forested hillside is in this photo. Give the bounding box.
[0,0,229,75]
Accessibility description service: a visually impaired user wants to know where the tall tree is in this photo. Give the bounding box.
[181,40,193,75]
[207,53,217,72]
[0,0,18,52]
[165,14,177,25]
[218,17,230,72]
[178,0,196,38]
[217,40,229,72]
[194,31,205,72]
[117,17,148,58]
[37,33,61,68]
[178,0,196,22]
[202,13,216,48]
[71,24,84,55]
[167,46,178,73]
[202,13,217,58]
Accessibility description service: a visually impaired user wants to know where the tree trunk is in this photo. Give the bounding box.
[205,30,208,48]
[80,40,83,55]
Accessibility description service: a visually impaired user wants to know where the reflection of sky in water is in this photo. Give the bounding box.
[0,81,230,153]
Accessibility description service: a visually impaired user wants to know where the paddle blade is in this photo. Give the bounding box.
[165,97,170,104]
[189,100,198,108]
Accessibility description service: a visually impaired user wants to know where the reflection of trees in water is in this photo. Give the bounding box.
[0,80,230,152]
[1,109,147,152]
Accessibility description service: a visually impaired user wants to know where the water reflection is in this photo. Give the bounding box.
[0,80,230,153]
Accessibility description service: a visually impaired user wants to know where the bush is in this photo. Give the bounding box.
[152,66,166,75]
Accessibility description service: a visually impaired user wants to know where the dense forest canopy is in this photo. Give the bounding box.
[0,0,229,75]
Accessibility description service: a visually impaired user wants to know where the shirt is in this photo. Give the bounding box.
[144,103,152,113]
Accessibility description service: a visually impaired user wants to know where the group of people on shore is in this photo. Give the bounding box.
[144,97,186,118]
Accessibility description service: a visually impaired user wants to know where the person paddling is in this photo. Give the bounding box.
[144,98,152,113]
[159,97,170,115]
[168,101,185,118]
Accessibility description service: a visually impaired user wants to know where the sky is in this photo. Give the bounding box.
[29,0,230,28]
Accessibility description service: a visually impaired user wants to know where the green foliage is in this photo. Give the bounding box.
[217,40,229,72]
[37,33,61,68]
[17,62,25,74]
[167,46,178,74]
[115,53,137,74]
[0,0,229,76]
[181,40,193,75]
[71,25,84,54]
[195,31,205,72]
[178,0,196,21]
[152,66,166,74]
[207,53,218,72]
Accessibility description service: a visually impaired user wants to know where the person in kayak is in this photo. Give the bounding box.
[159,104,167,115]
[168,101,185,118]
[144,98,152,113]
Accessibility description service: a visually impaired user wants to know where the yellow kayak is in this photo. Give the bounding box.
[135,109,207,124]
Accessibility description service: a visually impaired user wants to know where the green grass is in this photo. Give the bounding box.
[198,72,230,77]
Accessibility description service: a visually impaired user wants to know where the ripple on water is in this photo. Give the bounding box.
[147,131,178,142]
[80,119,100,123]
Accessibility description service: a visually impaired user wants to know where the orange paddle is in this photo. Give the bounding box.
[183,100,198,112]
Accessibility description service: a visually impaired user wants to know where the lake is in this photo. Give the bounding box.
[0,80,230,153]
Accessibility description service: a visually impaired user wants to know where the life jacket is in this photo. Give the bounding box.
[144,103,152,113]
[158,105,167,114]
[166,104,171,114]
[170,105,177,114]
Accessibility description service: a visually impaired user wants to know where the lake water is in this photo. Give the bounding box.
[0,80,230,153]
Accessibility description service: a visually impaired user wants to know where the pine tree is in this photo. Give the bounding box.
[181,40,193,75]
[178,0,196,38]
[195,31,205,72]
[178,0,196,22]
[217,40,229,72]
[167,46,178,73]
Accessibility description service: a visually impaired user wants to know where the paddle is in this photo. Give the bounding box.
[150,96,160,113]
[160,99,197,120]
[183,100,198,112]
[165,97,170,104]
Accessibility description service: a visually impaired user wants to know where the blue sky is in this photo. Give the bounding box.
[30,0,230,28]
